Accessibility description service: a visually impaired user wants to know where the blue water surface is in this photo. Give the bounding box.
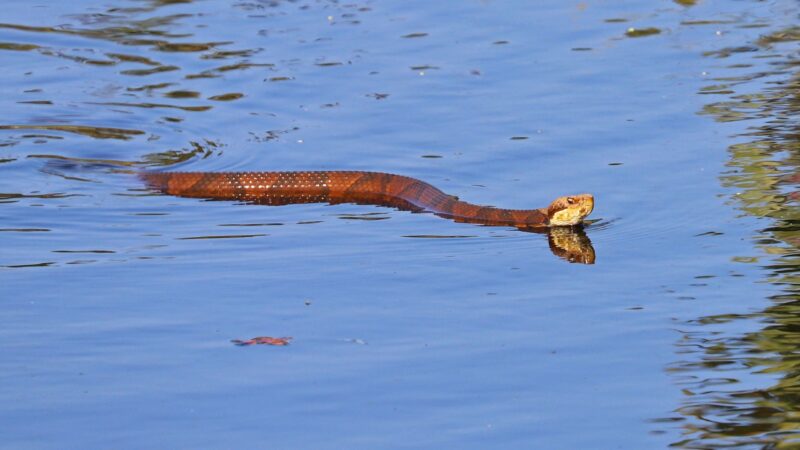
[2,0,799,448]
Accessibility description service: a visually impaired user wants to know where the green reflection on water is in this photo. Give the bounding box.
[0,124,144,140]
[671,24,800,448]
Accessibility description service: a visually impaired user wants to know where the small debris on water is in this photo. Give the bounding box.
[208,92,243,101]
[625,27,662,38]
[231,336,292,346]
[695,231,723,237]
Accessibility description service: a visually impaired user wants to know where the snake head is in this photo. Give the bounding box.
[547,193,594,226]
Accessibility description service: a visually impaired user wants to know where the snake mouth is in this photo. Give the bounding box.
[581,194,595,219]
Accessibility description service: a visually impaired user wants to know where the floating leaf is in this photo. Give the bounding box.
[231,336,292,346]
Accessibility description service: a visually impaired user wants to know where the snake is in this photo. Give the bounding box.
[140,171,594,229]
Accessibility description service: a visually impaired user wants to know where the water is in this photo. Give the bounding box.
[1,0,799,448]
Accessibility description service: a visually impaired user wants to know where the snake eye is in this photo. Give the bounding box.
[567,197,575,205]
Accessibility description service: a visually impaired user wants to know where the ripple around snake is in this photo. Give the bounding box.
[588,218,691,245]
[584,195,712,245]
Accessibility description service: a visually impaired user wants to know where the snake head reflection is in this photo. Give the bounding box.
[516,224,596,264]
[547,226,596,264]
[547,193,594,226]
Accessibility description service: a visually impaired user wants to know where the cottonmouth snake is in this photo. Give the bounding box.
[140,171,594,229]
[140,170,596,263]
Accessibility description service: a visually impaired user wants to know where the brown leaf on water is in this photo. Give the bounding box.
[231,336,292,346]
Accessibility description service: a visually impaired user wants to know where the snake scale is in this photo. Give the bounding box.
[141,171,594,229]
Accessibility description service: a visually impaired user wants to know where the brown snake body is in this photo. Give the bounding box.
[141,171,594,229]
